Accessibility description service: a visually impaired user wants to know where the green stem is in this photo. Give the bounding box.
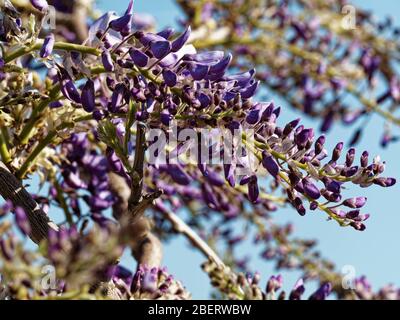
[18,66,105,146]
[16,113,94,179]
[4,41,100,63]
[0,130,11,164]
[18,84,61,145]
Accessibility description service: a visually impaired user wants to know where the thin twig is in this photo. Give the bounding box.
[162,209,225,268]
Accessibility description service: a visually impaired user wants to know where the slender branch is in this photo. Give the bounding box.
[4,41,100,64]
[129,122,147,210]
[162,209,225,268]
[0,162,59,244]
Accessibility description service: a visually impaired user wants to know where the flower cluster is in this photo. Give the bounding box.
[53,132,115,218]
[202,260,332,300]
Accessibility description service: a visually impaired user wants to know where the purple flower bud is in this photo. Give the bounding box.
[302,178,321,200]
[101,50,114,72]
[209,54,232,74]
[223,164,235,187]
[373,177,396,187]
[240,81,259,99]
[248,175,259,203]
[294,197,306,216]
[309,283,332,300]
[151,40,171,59]
[246,107,263,125]
[283,118,300,137]
[360,151,369,167]
[343,197,367,209]
[346,210,360,219]
[59,74,81,103]
[49,101,63,108]
[289,279,305,300]
[30,0,48,11]
[109,14,133,32]
[81,79,96,112]
[162,69,177,87]
[198,93,211,108]
[166,164,192,185]
[129,48,148,68]
[322,178,341,194]
[109,83,125,113]
[310,201,318,210]
[332,142,344,162]
[295,128,313,148]
[314,135,325,155]
[15,207,31,236]
[346,148,355,167]
[40,34,54,58]
[262,151,279,177]
[171,26,191,52]
[158,28,175,40]
[160,110,173,126]
[190,64,210,80]
[206,170,225,187]
[266,275,283,293]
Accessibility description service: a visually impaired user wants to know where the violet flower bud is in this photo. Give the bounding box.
[39,33,54,58]
[151,40,171,59]
[109,14,133,32]
[343,197,367,209]
[166,164,192,185]
[59,73,81,104]
[248,175,259,203]
[360,151,369,167]
[283,118,300,137]
[346,148,356,167]
[30,0,48,12]
[331,142,344,162]
[109,83,125,113]
[190,64,210,81]
[262,151,279,177]
[171,26,191,52]
[373,177,396,187]
[289,279,305,300]
[209,54,232,75]
[309,283,332,300]
[129,48,149,68]
[162,69,177,87]
[158,28,175,40]
[101,50,114,72]
[295,128,313,148]
[81,79,96,112]
[314,135,325,155]
[240,81,259,99]
[302,177,321,200]
[266,275,283,293]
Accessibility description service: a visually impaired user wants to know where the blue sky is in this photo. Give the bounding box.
[96,0,400,299]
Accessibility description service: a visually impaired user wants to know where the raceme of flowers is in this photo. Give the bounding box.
[178,0,400,147]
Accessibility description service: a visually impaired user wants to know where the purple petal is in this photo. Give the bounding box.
[171,26,191,52]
